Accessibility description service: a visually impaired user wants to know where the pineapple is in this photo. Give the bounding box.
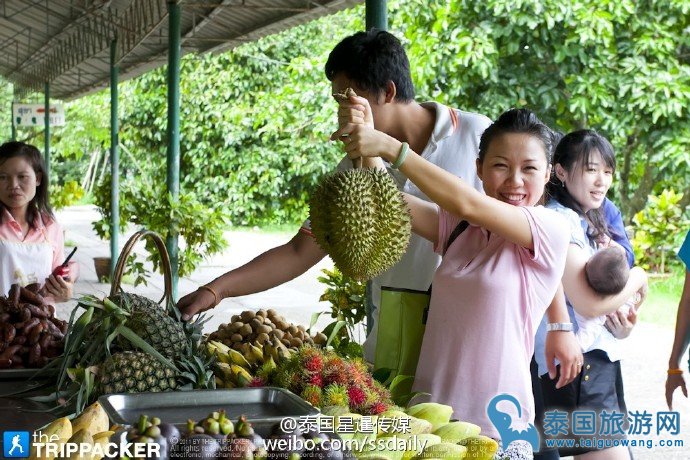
[99,351,178,394]
[110,293,186,359]
[56,291,215,412]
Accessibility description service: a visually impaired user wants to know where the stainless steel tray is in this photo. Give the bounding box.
[99,387,319,425]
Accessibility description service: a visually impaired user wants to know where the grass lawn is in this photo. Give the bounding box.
[638,265,686,329]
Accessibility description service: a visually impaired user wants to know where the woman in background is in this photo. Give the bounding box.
[0,141,75,302]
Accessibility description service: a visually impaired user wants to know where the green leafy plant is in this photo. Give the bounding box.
[92,174,229,285]
[50,180,85,210]
[314,267,366,358]
[631,189,689,273]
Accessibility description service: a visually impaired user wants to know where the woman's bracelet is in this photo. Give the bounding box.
[390,142,409,169]
[198,285,219,308]
[667,368,683,375]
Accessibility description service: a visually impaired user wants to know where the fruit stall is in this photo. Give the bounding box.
[0,231,499,459]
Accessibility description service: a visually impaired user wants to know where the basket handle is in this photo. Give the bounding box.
[110,229,172,305]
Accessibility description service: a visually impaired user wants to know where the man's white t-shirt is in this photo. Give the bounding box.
[304,102,491,361]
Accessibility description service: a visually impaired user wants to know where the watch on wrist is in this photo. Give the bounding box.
[546,322,574,332]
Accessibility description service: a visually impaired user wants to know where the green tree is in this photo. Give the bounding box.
[117,8,364,227]
[0,77,12,140]
[397,0,690,221]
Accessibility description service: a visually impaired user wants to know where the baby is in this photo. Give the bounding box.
[577,246,635,349]
[585,246,630,296]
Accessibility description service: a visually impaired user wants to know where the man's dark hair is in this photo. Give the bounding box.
[0,141,53,227]
[325,29,415,102]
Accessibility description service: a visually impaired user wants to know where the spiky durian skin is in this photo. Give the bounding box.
[309,168,411,280]
[98,351,178,395]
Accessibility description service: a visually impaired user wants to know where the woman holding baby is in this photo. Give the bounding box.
[534,130,647,459]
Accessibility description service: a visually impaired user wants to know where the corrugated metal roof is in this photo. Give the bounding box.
[0,0,362,100]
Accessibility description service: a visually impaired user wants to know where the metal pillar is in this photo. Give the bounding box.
[44,82,50,177]
[166,1,181,300]
[364,0,387,335]
[11,106,16,141]
[366,0,388,30]
[110,39,120,278]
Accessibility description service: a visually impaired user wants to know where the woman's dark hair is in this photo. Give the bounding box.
[0,141,53,227]
[478,108,555,164]
[325,29,415,102]
[545,129,616,241]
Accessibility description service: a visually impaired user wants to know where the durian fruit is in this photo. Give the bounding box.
[309,168,411,280]
[458,435,499,460]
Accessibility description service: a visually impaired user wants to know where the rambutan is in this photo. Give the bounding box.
[348,358,371,385]
[308,373,324,388]
[367,401,388,415]
[303,354,324,374]
[249,377,266,387]
[347,385,367,407]
[323,356,349,385]
[323,384,349,407]
[301,385,323,407]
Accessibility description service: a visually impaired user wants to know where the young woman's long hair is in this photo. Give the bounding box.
[545,129,616,242]
[0,141,53,227]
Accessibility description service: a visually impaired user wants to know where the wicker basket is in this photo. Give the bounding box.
[110,230,172,304]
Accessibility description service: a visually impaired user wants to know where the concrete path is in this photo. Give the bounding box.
[55,205,690,459]
[56,205,335,333]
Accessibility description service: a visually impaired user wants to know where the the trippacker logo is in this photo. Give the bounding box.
[16,432,160,458]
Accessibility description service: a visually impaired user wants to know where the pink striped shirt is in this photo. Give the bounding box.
[0,209,65,270]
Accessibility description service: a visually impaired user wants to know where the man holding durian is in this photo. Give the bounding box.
[177,29,580,392]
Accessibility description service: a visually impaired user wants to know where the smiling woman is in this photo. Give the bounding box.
[535,130,647,460]
[0,141,76,301]
[336,105,572,445]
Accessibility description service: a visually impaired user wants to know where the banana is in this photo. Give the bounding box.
[70,401,110,437]
[433,421,480,443]
[66,429,94,459]
[209,340,232,354]
[216,362,236,382]
[457,435,498,460]
[263,342,276,362]
[232,364,254,387]
[416,441,467,459]
[225,348,252,368]
[90,431,114,460]
[247,344,265,364]
[243,348,258,365]
[29,416,72,460]
[406,403,453,431]
[206,342,219,355]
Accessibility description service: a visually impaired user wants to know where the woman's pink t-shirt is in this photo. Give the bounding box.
[412,206,569,440]
[0,209,65,269]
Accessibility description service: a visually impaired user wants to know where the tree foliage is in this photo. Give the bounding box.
[27,0,688,277]
[396,0,690,220]
[118,9,363,227]
[0,77,11,139]
[631,189,688,272]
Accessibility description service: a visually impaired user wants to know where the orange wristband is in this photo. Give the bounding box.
[198,285,219,308]
[668,368,683,375]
